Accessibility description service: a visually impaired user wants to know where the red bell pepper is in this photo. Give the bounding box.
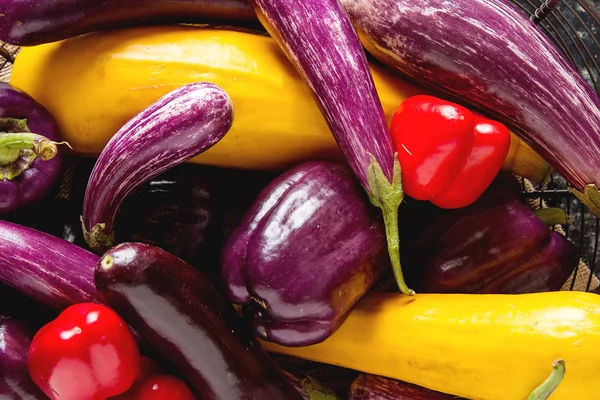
[390,95,511,208]
[28,303,140,400]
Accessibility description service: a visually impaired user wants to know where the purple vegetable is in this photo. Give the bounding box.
[248,0,413,295]
[82,82,233,254]
[222,161,388,346]
[340,0,600,218]
[0,220,101,311]
[349,374,460,400]
[95,243,303,400]
[0,82,64,215]
[0,317,46,400]
[0,0,256,46]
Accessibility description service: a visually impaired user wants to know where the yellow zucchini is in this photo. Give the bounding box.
[11,25,549,182]
[261,291,600,400]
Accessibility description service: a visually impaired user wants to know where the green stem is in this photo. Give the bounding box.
[527,360,566,400]
[0,132,60,165]
[300,377,340,400]
[534,208,570,226]
[367,154,415,296]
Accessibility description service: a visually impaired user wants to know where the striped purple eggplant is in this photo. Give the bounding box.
[0,220,101,311]
[340,0,600,217]
[349,374,460,400]
[82,82,233,254]
[0,0,256,46]
[0,317,47,400]
[0,82,64,215]
[248,0,413,295]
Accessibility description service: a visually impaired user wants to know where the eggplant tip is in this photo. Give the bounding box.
[81,217,115,255]
[100,255,114,271]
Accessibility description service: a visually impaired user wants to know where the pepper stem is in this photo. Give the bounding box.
[367,154,415,296]
[527,359,566,400]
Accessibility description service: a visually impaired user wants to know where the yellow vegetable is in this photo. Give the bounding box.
[11,25,549,182]
[261,291,600,400]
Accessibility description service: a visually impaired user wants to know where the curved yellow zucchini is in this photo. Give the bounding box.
[11,26,549,182]
[261,291,600,400]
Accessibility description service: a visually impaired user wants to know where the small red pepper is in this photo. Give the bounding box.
[28,303,140,400]
[390,95,511,208]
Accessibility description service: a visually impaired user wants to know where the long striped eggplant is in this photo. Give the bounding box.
[340,0,600,217]
[0,0,256,46]
[0,220,101,311]
[247,0,413,294]
[82,82,233,254]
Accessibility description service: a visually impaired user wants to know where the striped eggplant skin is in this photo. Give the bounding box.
[0,0,256,46]
[248,0,414,295]
[82,82,233,254]
[340,0,600,217]
[0,220,101,311]
[0,317,47,400]
[349,374,461,400]
[221,161,388,346]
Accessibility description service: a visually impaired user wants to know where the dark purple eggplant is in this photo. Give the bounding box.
[0,82,64,215]
[349,374,461,400]
[0,220,101,311]
[0,0,257,46]
[248,0,413,296]
[95,242,302,400]
[82,82,233,254]
[405,173,577,294]
[340,0,600,218]
[0,317,47,400]
[222,161,388,346]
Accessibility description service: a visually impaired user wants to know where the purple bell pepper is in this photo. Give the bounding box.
[0,83,63,215]
[221,161,388,347]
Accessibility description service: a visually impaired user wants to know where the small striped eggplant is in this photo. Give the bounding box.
[82,82,233,254]
[0,0,256,46]
[247,0,413,295]
[340,0,600,218]
[221,161,388,346]
[0,220,101,311]
[349,374,461,400]
[0,83,64,215]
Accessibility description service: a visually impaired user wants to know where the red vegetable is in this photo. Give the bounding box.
[28,303,140,400]
[390,95,510,208]
[133,375,194,400]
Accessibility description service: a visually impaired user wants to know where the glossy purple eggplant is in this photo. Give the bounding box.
[349,374,461,400]
[340,0,600,218]
[0,82,64,215]
[0,317,46,400]
[95,242,302,400]
[406,173,578,294]
[0,220,101,311]
[0,0,256,46]
[221,161,388,347]
[82,82,233,254]
[247,0,412,295]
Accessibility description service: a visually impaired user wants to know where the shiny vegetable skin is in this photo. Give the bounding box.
[10,27,550,184]
[0,0,256,46]
[95,243,302,400]
[249,0,412,295]
[340,0,600,217]
[0,82,63,215]
[409,173,578,294]
[0,317,46,400]
[0,220,101,310]
[261,291,600,400]
[222,161,387,346]
[349,374,460,400]
[82,82,233,254]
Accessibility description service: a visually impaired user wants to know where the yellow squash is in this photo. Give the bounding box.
[261,291,600,400]
[11,26,549,181]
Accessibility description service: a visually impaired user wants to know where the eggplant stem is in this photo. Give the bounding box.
[367,154,415,296]
[0,132,67,165]
[534,208,570,226]
[527,359,566,400]
[300,376,341,400]
[81,216,115,255]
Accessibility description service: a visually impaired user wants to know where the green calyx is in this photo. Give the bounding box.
[300,377,340,400]
[527,359,566,400]
[367,154,415,296]
[0,118,69,180]
[571,184,600,220]
[81,217,115,255]
[534,208,570,226]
